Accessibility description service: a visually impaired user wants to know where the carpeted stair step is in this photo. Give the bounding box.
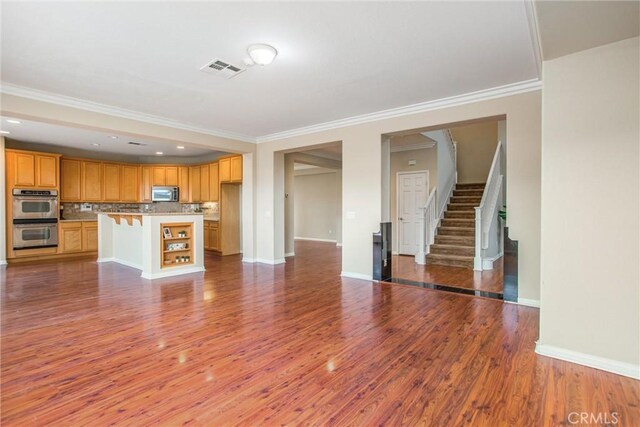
[438,226,474,237]
[430,244,475,257]
[447,203,477,211]
[435,235,475,246]
[453,189,484,197]
[456,183,486,190]
[444,210,475,219]
[426,253,474,268]
[441,218,475,228]
[450,196,482,205]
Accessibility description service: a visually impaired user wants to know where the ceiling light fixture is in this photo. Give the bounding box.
[109,136,119,139]
[6,119,21,124]
[247,43,278,66]
[92,143,101,146]
[156,151,163,155]
[177,146,185,149]
[0,130,10,135]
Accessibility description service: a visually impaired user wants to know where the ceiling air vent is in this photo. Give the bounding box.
[200,58,246,79]
[128,141,147,146]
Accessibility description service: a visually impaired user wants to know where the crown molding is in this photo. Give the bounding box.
[0,83,257,143]
[523,0,544,77]
[390,142,436,153]
[2,78,542,146]
[256,79,542,143]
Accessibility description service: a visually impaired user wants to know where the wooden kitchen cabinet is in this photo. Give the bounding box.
[165,167,179,186]
[102,163,121,201]
[152,167,166,186]
[61,158,82,201]
[141,166,152,202]
[219,155,243,183]
[82,161,102,201]
[200,164,210,202]
[6,149,60,189]
[59,221,98,253]
[210,222,220,251]
[36,154,59,187]
[82,222,98,251]
[209,162,219,202]
[121,165,139,202]
[189,166,201,202]
[59,222,83,253]
[178,167,189,202]
[203,221,211,250]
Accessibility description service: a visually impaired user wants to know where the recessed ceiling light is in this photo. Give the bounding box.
[247,43,278,65]
[92,143,101,146]
[109,136,119,139]
[156,151,163,155]
[0,130,10,135]
[6,119,21,124]
[177,146,185,149]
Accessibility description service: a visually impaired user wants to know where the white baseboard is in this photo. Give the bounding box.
[336,243,342,247]
[340,271,373,281]
[294,237,337,243]
[141,266,205,280]
[0,259,7,266]
[481,252,503,270]
[284,252,295,257]
[536,342,640,380]
[255,258,286,265]
[392,251,399,256]
[517,298,540,308]
[241,257,255,263]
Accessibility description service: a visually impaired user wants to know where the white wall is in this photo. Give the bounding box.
[255,90,541,295]
[0,137,6,265]
[451,121,498,183]
[389,146,437,253]
[539,37,639,377]
[294,170,340,242]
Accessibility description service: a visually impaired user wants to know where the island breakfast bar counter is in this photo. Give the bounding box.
[96,212,205,279]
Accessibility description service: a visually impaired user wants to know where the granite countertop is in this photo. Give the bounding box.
[95,211,204,216]
[204,216,220,221]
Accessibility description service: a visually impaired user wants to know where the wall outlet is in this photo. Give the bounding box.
[80,203,92,212]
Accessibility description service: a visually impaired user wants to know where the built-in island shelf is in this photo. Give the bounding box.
[161,223,193,268]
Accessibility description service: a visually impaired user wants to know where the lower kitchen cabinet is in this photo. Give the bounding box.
[59,221,98,254]
[204,220,220,252]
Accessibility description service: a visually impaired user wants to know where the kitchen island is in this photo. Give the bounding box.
[96,212,205,279]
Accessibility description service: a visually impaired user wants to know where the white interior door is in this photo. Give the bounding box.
[397,171,428,255]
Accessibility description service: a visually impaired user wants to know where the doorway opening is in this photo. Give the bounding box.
[381,117,512,300]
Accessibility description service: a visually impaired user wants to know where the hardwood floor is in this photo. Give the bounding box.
[393,254,504,294]
[1,241,638,425]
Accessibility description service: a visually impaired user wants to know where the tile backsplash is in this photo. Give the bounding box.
[61,202,208,220]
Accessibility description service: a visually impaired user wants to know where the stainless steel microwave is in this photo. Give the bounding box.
[151,186,179,202]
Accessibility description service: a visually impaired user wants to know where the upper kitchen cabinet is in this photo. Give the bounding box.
[102,163,121,202]
[81,161,102,201]
[141,166,152,202]
[6,149,60,189]
[189,166,201,202]
[152,167,166,186]
[120,165,139,202]
[209,162,219,202]
[178,167,189,203]
[219,155,243,183]
[200,164,210,202]
[61,158,82,201]
[165,167,179,186]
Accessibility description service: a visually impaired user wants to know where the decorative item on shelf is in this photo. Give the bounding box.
[181,256,187,263]
[498,206,507,221]
[167,242,187,251]
[163,227,172,238]
[178,231,187,238]
[175,256,180,263]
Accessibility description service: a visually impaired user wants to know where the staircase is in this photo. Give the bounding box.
[426,183,485,268]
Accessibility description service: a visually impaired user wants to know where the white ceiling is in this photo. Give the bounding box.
[0,117,221,158]
[535,1,640,60]
[1,1,538,139]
